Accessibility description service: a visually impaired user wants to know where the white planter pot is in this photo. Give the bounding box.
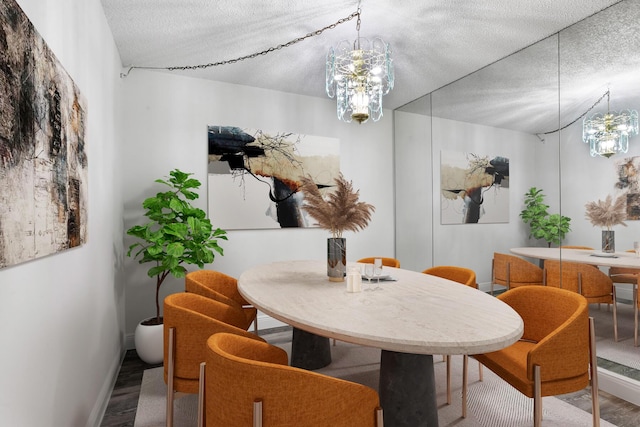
[134,319,164,364]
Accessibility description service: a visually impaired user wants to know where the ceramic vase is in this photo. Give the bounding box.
[134,318,164,364]
[602,230,615,253]
[327,237,346,282]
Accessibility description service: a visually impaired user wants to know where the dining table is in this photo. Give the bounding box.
[510,246,640,269]
[238,260,524,427]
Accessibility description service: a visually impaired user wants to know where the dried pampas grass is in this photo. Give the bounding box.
[299,173,375,238]
[584,194,627,230]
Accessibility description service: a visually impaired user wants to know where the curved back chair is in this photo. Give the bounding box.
[544,260,618,341]
[357,257,401,268]
[163,293,264,427]
[561,245,595,250]
[185,270,258,332]
[422,266,479,417]
[491,252,543,295]
[474,286,599,427]
[608,264,639,346]
[202,332,383,427]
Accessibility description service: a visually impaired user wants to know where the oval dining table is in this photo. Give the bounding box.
[238,260,524,427]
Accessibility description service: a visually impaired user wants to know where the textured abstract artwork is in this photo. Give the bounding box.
[440,151,510,224]
[207,126,340,230]
[615,156,640,220]
[0,0,88,269]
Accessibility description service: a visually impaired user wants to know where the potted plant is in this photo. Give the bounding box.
[298,173,375,281]
[585,194,627,253]
[127,169,227,363]
[520,187,571,247]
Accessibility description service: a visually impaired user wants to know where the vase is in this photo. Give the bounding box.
[134,317,164,364]
[327,237,346,282]
[602,230,615,253]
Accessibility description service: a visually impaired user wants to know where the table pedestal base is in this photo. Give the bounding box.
[379,350,438,427]
[290,327,332,370]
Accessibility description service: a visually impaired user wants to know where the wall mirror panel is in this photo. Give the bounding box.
[395,0,640,396]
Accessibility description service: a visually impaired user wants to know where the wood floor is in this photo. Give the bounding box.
[100,327,640,427]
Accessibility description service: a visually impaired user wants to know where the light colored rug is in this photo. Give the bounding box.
[135,339,615,427]
[590,302,640,370]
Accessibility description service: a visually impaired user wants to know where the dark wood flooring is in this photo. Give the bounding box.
[100,327,640,427]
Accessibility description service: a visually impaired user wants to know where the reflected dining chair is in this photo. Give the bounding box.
[357,257,401,268]
[185,270,258,332]
[491,252,544,295]
[475,286,600,427]
[561,245,595,250]
[422,265,481,418]
[608,262,639,346]
[163,292,264,427]
[544,259,618,341]
[200,332,384,427]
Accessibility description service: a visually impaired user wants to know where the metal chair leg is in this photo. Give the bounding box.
[533,365,542,427]
[590,317,601,427]
[167,327,175,427]
[198,362,205,427]
[253,399,263,427]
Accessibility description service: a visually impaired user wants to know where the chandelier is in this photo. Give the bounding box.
[583,91,638,158]
[325,4,394,124]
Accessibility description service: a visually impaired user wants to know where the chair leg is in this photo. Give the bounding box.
[253,316,258,333]
[533,365,542,427]
[634,284,638,347]
[612,286,618,342]
[167,327,176,427]
[478,361,483,381]
[589,317,600,427]
[445,355,452,405]
[198,362,205,427]
[376,407,384,427]
[253,399,263,427]
[462,355,468,418]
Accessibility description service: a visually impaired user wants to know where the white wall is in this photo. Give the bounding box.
[0,1,124,426]
[395,112,549,285]
[121,70,395,343]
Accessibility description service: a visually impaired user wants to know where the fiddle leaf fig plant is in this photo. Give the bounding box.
[520,187,571,247]
[127,169,227,325]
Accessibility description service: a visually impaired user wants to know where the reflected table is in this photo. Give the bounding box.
[238,260,523,427]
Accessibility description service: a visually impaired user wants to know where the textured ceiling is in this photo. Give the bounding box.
[102,0,622,114]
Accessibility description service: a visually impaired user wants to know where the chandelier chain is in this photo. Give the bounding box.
[538,90,609,136]
[121,9,360,77]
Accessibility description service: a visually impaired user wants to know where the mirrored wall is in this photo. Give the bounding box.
[395,0,640,398]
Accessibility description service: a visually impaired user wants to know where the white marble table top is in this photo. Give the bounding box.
[238,260,523,355]
[511,247,640,269]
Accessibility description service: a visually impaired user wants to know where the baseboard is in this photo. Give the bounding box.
[598,367,640,406]
[91,348,127,427]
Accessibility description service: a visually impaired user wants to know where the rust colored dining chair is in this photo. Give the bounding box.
[474,286,600,427]
[185,270,258,332]
[608,260,639,346]
[422,266,481,418]
[491,252,543,295]
[544,259,618,341]
[561,245,595,250]
[200,332,384,427]
[357,257,401,268]
[163,292,265,427]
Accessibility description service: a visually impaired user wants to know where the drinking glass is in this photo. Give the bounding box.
[373,258,383,290]
[363,264,375,291]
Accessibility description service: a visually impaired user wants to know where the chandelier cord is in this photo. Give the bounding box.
[536,90,610,139]
[120,8,360,78]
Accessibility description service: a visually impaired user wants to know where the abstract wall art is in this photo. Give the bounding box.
[440,151,509,224]
[0,0,88,269]
[615,155,640,220]
[207,126,340,230]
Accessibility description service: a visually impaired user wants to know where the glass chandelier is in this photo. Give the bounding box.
[325,4,394,124]
[583,91,638,158]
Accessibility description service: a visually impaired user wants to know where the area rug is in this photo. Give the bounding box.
[135,338,614,427]
[590,302,640,370]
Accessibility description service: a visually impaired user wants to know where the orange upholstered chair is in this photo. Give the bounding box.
[491,252,543,295]
[201,332,383,427]
[163,293,264,427]
[608,264,639,346]
[474,286,600,427]
[544,260,618,341]
[357,257,401,268]
[185,270,258,331]
[422,265,481,417]
[561,245,595,250]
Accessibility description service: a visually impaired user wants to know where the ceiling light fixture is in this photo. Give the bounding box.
[325,2,394,124]
[583,91,638,158]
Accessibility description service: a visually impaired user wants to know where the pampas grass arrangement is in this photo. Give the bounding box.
[299,173,375,238]
[584,194,627,230]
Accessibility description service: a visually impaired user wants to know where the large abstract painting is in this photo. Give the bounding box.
[207,126,340,230]
[615,156,640,220]
[440,151,510,224]
[0,0,88,269]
